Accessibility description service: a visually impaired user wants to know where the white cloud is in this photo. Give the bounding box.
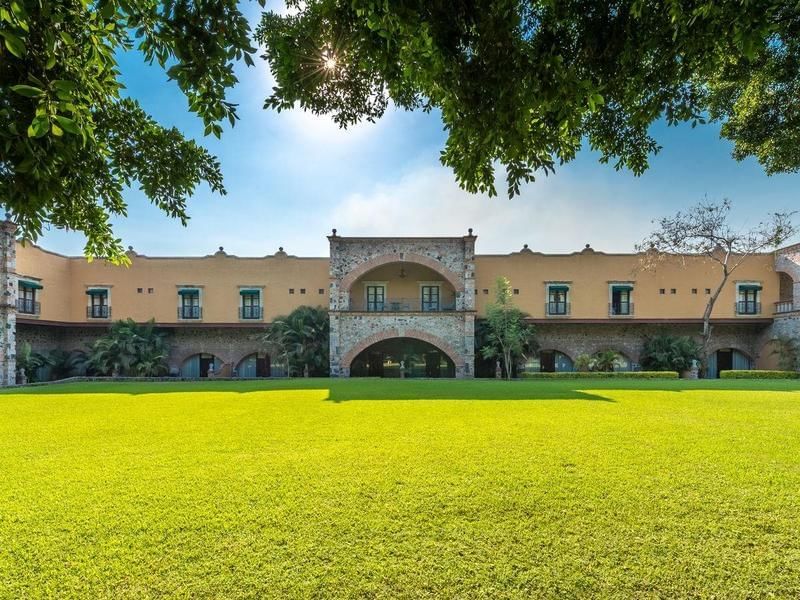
[325,165,656,254]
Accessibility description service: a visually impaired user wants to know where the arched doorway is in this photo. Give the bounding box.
[350,337,456,378]
[236,353,271,378]
[706,348,753,378]
[527,350,574,373]
[181,353,222,378]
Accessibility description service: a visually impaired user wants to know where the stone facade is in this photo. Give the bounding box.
[16,323,272,377]
[0,221,16,385]
[533,321,773,366]
[328,233,477,378]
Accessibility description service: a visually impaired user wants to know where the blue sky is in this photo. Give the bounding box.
[40,4,800,257]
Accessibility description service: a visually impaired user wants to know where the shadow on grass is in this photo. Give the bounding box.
[2,377,797,402]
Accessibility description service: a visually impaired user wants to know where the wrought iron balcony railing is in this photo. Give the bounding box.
[178,306,202,319]
[735,301,761,315]
[239,305,263,320]
[87,305,110,319]
[546,301,570,316]
[16,299,40,315]
[609,302,634,316]
[347,297,457,312]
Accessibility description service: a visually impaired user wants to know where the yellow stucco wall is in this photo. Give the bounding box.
[474,250,779,319]
[16,242,780,323]
[17,245,329,323]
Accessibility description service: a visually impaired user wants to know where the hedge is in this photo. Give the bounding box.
[520,371,679,380]
[720,370,800,380]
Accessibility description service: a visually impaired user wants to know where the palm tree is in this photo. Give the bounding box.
[591,350,622,372]
[260,306,329,376]
[16,342,52,383]
[87,319,169,376]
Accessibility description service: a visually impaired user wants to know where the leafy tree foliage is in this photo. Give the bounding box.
[86,319,169,376]
[575,350,625,372]
[260,305,329,376]
[770,336,800,372]
[1,0,259,261]
[15,341,51,382]
[589,350,623,373]
[258,1,800,197]
[46,348,89,379]
[480,276,536,380]
[640,334,701,372]
[638,199,795,352]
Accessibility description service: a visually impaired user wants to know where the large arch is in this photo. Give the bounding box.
[340,252,464,294]
[341,328,462,371]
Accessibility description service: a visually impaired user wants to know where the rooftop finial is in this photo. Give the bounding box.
[219,246,224,252]
[332,228,337,237]
[468,228,473,236]
[279,246,284,252]
[523,243,528,249]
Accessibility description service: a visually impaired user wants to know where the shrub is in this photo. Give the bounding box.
[520,371,679,379]
[720,370,800,379]
[640,335,700,372]
[574,354,593,372]
[770,336,800,372]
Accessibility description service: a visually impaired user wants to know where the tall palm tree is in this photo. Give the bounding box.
[260,306,329,377]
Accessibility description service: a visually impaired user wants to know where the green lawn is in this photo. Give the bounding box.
[1,379,799,598]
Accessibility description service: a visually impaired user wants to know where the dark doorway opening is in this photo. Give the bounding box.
[350,337,456,378]
[716,349,733,376]
[199,354,215,377]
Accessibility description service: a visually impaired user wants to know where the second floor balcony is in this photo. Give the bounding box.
[239,305,263,320]
[546,301,570,316]
[735,300,761,315]
[17,298,40,315]
[179,306,202,320]
[347,297,457,313]
[609,302,634,317]
[87,305,110,319]
[775,301,797,314]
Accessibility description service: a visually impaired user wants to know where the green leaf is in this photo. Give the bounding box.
[53,80,77,92]
[10,84,43,97]
[54,115,80,135]
[2,30,25,57]
[27,116,49,138]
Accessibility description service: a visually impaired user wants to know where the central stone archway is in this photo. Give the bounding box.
[341,328,461,373]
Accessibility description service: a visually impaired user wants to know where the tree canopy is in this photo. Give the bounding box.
[1,0,260,261]
[258,1,800,197]
[637,199,795,352]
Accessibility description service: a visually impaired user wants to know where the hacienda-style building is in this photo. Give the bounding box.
[1,220,799,384]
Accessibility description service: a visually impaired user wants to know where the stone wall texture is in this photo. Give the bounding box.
[328,235,477,378]
[532,321,773,366]
[17,324,272,376]
[0,222,16,386]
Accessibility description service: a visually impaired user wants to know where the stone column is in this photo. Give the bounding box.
[0,220,17,386]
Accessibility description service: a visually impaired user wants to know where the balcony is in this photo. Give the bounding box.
[239,305,263,320]
[775,301,797,314]
[347,297,457,313]
[546,301,570,316]
[16,299,40,315]
[87,305,110,319]
[609,302,634,317]
[178,306,202,320]
[735,301,761,315]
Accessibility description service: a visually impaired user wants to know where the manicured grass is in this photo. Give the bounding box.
[1,378,799,597]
